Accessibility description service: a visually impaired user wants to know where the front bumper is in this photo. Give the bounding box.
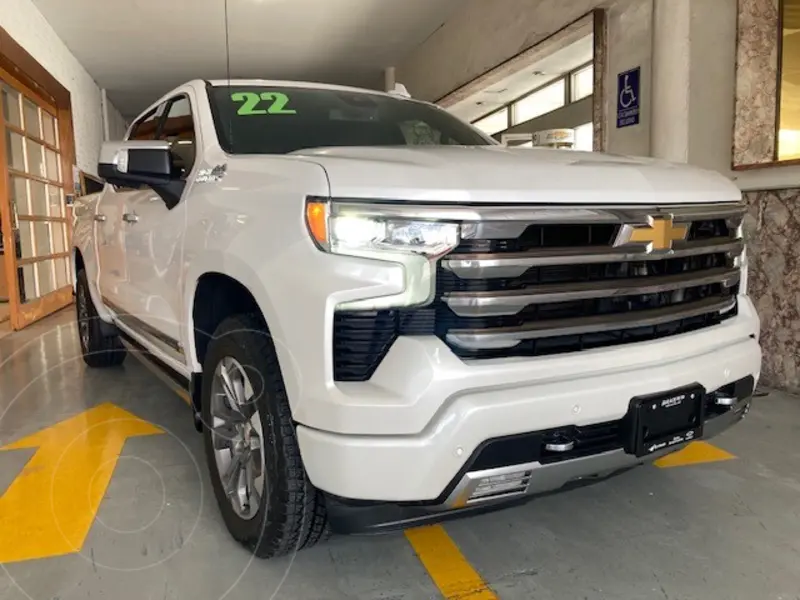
[298,298,760,503]
[297,296,761,503]
[324,394,752,534]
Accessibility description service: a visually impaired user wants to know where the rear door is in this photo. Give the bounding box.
[96,103,165,312]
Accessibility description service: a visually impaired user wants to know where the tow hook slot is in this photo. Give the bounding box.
[713,394,737,407]
[544,436,575,453]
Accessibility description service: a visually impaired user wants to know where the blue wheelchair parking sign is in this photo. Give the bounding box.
[616,67,640,128]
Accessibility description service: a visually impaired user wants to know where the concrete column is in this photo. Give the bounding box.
[605,0,655,158]
[651,0,691,164]
[650,0,738,173]
[686,0,737,173]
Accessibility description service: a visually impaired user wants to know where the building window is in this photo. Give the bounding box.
[511,79,566,125]
[779,0,800,161]
[571,65,594,102]
[467,58,595,151]
[473,108,508,136]
[574,122,593,151]
[469,61,594,143]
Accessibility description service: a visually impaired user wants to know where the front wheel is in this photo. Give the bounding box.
[75,270,126,368]
[201,313,329,559]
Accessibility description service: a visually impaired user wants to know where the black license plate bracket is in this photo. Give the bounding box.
[627,383,706,457]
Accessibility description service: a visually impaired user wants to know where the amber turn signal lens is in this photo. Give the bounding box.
[306,201,328,246]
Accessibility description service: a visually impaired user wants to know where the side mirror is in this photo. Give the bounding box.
[97,140,185,209]
[97,140,173,187]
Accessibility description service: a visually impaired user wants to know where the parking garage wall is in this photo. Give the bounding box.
[396,0,654,157]
[742,189,800,391]
[397,0,611,103]
[0,0,125,175]
[729,0,800,393]
[628,0,800,392]
[404,0,799,392]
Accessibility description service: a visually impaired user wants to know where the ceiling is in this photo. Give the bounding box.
[31,0,463,118]
[447,34,593,123]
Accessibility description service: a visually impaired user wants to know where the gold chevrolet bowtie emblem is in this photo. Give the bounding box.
[616,216,689,251]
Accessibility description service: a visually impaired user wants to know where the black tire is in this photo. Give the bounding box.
[201,313,329,559]
[76,269,126,368]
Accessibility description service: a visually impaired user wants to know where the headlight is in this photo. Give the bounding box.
[306,199,460,258]
[305,198,461,310]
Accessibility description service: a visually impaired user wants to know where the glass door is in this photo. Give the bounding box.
[0,72,72,330]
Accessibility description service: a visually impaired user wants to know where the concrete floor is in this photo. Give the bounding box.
[0,308,798,600]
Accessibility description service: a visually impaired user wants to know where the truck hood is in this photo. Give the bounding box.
[292,145,741,205]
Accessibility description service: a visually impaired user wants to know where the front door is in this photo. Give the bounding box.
[122,94,197,362]
[95,185,132,309]
[0,69,73,329]
[96,102,164,316]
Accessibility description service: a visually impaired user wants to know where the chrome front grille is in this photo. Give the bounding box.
[332,203,744,381]
[442,267,739,318]
[441,237,744,280]
[437,203,743,355]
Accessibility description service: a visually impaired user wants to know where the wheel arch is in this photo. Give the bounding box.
[185,256,297,413]
[190,272,263,368]
[72,247,85,290]
[72,246,114,323]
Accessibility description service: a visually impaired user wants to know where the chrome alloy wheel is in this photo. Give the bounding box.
[77,284,90,350]
[210,356,266,520]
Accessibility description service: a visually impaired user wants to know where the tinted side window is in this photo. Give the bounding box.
[159,96,196,179]
[116,103,165,190]
[128,104,165,141]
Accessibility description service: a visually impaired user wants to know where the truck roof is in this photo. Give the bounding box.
[132,78,419,129]
[206,79,399,98]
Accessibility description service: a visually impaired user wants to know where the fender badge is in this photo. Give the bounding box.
[195,163,227,183]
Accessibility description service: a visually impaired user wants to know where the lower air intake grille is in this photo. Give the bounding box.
[333,311,397,382]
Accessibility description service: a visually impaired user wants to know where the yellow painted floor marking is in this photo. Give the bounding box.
[176,388,191,405]
[405,525,498,600]
[654,441,736,468]
[0,402,164,563]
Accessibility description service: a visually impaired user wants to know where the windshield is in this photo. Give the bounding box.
[208,85,494,154]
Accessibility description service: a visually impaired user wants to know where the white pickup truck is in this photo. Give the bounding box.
[72,78,761,558]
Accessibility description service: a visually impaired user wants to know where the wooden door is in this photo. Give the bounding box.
[0,69,73,329]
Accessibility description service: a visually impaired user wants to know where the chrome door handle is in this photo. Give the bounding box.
[94,214,106,222]
[122,213,139,223]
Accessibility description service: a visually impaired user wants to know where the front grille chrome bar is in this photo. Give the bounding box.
[442,238,744,280]
[446,295,737,350]
[443,267,740,317]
